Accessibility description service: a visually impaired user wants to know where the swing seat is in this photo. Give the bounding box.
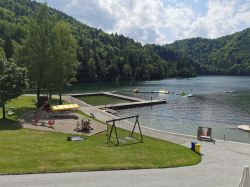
[124,136,136,141]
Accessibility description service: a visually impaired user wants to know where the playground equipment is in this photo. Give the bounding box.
[106,115,143,146]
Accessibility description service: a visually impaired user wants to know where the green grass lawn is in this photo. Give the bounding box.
[0,96,201,174]
[74,95,132,106]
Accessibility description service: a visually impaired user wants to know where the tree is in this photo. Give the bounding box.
[3,35,13,59]
[24,4,53,105]
[0,56,28,119]
[86,58,97,80]
[122,64,133,80]
[107,63,119,81]
[50,21,78,104]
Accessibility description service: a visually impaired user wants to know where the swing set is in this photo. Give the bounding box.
[106,115,143,146]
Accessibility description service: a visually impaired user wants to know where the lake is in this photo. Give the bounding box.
[66,76,250,143]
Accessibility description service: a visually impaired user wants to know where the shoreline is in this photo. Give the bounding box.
[24,94,250,146]
[63,94,250,146]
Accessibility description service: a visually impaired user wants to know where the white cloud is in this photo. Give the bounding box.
[36,0,250,44]
[189,0,250,39]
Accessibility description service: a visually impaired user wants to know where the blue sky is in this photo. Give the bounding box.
[36,0,250,44]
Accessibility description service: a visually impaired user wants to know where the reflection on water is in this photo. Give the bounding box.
[67,76,250,143]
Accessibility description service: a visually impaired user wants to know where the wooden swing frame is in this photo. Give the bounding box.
[106,115,143,146]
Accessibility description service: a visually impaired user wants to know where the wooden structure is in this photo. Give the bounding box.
[106,115,143,146]
[197,126,212,141]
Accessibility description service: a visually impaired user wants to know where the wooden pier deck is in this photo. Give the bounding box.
[99,108,118,114]
[68,92,143,102]
[102,92,144,102]
[97,100,166,110]
[68,92,166,110]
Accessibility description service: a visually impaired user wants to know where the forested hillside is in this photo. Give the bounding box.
[167,29,250,75]
[146,44,197,77]
[0,0,249,81]
[0,0,196,83]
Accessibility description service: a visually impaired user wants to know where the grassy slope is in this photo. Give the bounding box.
[74,95,131,106]
[0,96,201,174]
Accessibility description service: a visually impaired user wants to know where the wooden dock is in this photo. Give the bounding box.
[69,92,167,110]
[100,108,118,115]
[69,92,143,102]
[97,100,166,110]
[103,92,144,102]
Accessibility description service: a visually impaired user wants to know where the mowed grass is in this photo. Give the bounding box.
[0,96,201,174]
[74,95,132,106]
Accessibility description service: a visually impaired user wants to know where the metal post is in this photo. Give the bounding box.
[113,122,119,146]
[137,118,143,142]
[106,122,109,143]
[108,122,114,142]
[131,116,143,142]
[131,119,137,136]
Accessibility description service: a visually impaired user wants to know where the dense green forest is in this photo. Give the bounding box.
[0,0,196,83]
[0,0,249,84]
[167,28,250,75]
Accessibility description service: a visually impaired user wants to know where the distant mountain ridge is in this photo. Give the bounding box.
[166,28,250,75]
[0,0,197,82]
[0,0,249,83]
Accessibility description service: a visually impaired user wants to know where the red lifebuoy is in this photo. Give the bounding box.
[48,120,55,126]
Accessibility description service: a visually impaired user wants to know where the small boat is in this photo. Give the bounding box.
[158,89,169,94]
[238,125,250,131]
[180,91,187,96]
[133,89,169,94]
[179,92,193,97]
[133,89,139,93]
[226,91,238,94]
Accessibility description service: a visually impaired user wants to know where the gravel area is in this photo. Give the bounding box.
[19,110,106,136]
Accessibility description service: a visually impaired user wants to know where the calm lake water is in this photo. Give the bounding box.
[66,76,250,143]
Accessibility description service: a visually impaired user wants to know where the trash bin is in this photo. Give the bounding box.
[195,144,201,154]
[191,141,197,151]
